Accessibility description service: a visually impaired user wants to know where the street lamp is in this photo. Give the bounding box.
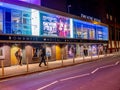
[67,4,71,13]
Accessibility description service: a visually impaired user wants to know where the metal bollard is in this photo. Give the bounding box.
[47,56,49,69]
[91,52,92,60]
[83,53,85,61]
[98,51,99,59]
[61,54,63,66]
[26,57,29,72]
[73,55,75,63]
[1,60,4,77]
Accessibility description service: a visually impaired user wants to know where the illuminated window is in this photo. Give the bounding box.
[0,9,3,33]
[110,15,112,21]
[106,13,109,19]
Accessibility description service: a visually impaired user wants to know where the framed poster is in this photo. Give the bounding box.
[0,48,5,60]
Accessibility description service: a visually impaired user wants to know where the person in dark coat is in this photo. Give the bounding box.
[39,47,47,67]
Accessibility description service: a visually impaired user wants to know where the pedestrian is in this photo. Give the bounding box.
[39,46,47,67]
[15,49,23,65]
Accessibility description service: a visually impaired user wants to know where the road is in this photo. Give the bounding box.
[0,56,120,90]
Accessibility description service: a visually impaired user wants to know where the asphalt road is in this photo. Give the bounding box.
[0,55,120,90]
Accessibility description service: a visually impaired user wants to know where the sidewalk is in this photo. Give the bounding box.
[0,54,118,79]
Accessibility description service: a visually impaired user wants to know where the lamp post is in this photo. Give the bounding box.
[67,4,71,13]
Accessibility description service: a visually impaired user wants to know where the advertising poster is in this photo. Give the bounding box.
[57,16,70,37]
[82,26,88,39]
[96,27,103,40]
[91,45,97,55]
[97,29,103,40]
[0,47,5,60]
[98,45,103,55]
[103,26,108,40]
[40,12,70,37]
[73,20,89,39]
[89,27,95,40]
[56,45,61,60]
[46,46,52,57]
[80,45,84,56]
[88,45,92,56]
[74,23,82,38]
[11,46,23,65]
[33,47,40,58]
[40,12,58,36]
[31,9,40,36]
[68,44,76,58]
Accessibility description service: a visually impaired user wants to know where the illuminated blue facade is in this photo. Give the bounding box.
[0,2,108,41]
[73,19,108,40]
[0,1,109,75]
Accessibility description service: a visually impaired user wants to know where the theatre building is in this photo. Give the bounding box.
[0,0,108,67]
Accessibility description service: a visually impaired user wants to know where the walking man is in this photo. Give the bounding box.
[39,46,47,67]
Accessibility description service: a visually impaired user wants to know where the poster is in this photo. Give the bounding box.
[96,27,103,40]
[40,12,70,37]
[46,46,52,57]
[33,47,40,58]
[57,16,70,37]
[89,28,95,39]
[91,45,97,55]
[82,26,88,39]
[103,26,108,40]
[98,45,103,55]
[68,44,76,58]
[0,48,4,60]
[75,23,82,38]
[40,12,58,36]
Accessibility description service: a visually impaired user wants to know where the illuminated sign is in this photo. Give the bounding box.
[81,14,101,22]
[31,9,40,36]
[40,12,71,38]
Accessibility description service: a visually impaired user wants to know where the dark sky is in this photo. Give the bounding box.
[67,0,120,21]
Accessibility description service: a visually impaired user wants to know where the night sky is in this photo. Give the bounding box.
[66,0,120,22]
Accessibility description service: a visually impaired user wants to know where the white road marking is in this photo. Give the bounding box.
[91,68,99,74]
[1,60,119,90]
[99,64,115,69]
[37,61,120,90]
[60,73,90,81]
[115,61,119,65]
[37,81,58,90]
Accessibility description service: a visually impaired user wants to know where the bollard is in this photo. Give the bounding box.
[61,54,63,66]
[73,55,75,64]
[1,60,4,77]
[47,56,49,69]
[83,53,85,61]
[26,57,29,72]
[98,50,99,59]
[91,51,92,60]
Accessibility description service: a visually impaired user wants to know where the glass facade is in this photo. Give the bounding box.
[73,19,108,40]
[0,2,108,40]
[0,9,3,33]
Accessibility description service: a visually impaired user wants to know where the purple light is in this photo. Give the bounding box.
[19,0,41,5]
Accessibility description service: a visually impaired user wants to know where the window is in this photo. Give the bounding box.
[0,9,3,33]
[11,10,22,34]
